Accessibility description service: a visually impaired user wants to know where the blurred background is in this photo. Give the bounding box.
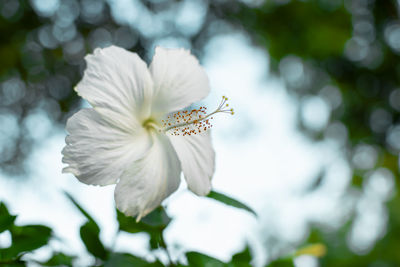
[0,0,399,266]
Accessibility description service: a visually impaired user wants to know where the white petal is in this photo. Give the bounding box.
[76,46,153,131]
[115,131,181,219]
[168,132,215,196]
[149,47,210,115]
[62,109,152,186]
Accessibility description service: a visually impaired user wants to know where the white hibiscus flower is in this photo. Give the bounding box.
[62,46,233,221]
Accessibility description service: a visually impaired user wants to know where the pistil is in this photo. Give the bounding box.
[142,118,161,131]
[162,96,234,136]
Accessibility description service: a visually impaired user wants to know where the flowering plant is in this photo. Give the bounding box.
[62,46,234,220]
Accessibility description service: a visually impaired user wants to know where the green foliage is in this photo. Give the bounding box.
[267,258,295,267]
[207,191,257,217]
[65,192,109,260]
[117,206,170,250]
[182,248,256,267]
[220,0,400,265]
[186,252,227,267]
[230,246,252,267]
[232,0,351,61]
[0,202,52,266]
[0,203,16,233]
[66,193,172,265]
[0,194,308,266]
[8,225,52,255]
[65,192,97,223]
[0,224,52,261]
[41,252,75,267]
[80,221,108,260]
[306,196,400,266]
[0,262,25,267]
[104,253,163,267]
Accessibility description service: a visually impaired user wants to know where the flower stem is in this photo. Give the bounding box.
[160,232,176,266]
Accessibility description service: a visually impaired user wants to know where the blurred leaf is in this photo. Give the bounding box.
[0,203,16,233]
[351,174,363,188]
[233,0,351,60]
[0,224,52,261]
[206,191,257,217]
[80,221,108,260]
[230,246,252,267]
[186,252,226,267]
[148,233,166,250]
[117,207,170,250]
[10,225,52,253]
[41,252,75,266]
[117,206,170,233]
[0,260,25,267]
[65,193,108,260]
[267,258,295,267]
[116,210,144,234]
[141,207,171,228]
[104,253,163,267]
[64,192,96,223]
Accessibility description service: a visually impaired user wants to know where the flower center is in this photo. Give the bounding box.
[142,118,160,131]
[162,96,234,136]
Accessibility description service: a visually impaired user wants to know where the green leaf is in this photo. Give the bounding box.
[140,207,171,228]
[234,1,351,60]
[10,225,52,253]
[0,203,17,233]
[0,224,52,260]
[65,192,108,260]
[41,252,75,266]
[267,258,295,267]
[186,252,227,267]
[104,253,163,267]
[116,207,171,250]
[230,246,252,267]
[80,221,108,260]
[116,210,143,234]
[206,191,257,217]
[0,260,25,267]
[117,206,171,233]
[64,192,96,223]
